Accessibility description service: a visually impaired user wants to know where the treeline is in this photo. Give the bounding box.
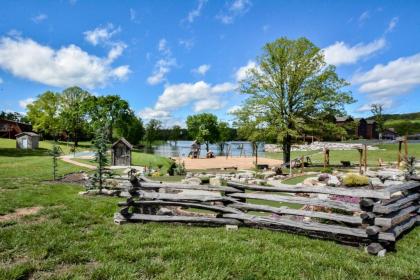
[366,111,420,135]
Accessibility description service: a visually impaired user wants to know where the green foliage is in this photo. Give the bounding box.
[342,173,369,187]
[90,129,112,191]
[0,111,28,123]
[236,37,354,163]
[49,142,63,180]
[26,91,61,138]
[320,167,333,174]
[144,119,162,147]
[404,156,416,179]
[169,125,182,142]
[186,113,219,151]
[384,119,420,135]
[371,104,385,134]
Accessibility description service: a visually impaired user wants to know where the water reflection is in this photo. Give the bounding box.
[138,141,265,158]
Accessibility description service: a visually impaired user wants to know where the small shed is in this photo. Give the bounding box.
[16,132,40,149]
[111,138,133,166]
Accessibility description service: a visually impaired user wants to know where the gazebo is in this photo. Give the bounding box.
[111,138,133,166]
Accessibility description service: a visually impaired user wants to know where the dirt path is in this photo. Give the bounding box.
[60,155,96,170]
[175,156,282,170]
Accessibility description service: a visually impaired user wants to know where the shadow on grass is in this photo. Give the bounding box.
[0,148,50,157]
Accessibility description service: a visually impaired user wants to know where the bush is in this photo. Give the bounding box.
[320,167,333,174]
[342,173,369,187]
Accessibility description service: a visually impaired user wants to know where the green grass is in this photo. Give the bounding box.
[0,138,420,279]
[265,143,420,166]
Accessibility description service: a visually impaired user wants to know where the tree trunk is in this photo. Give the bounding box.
[205,141,210,152]
[282,135,291,164]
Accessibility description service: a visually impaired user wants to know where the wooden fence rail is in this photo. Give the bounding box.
[114,176,420,255]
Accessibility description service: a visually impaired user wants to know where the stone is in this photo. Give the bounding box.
[327,175,341,187]
[369,177,384,187]
[318,173,330,182]
[303,177,319,186]
[377,249,387,257]
[157,207,173,215]
[182,177,202,185]
[209,177,222,187]
[262,171,276,179]
[226,225,238,231]
[383,180,404,187]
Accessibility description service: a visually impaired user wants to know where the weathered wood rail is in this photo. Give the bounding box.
[114,176,420,255]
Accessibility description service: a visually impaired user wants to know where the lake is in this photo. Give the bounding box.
[139,141,266,158]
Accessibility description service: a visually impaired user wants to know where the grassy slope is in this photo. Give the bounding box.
[265,143,420,165]
[0,139,419,279]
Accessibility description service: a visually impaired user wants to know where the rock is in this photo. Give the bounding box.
[303,177,319,186]
[327,175,341,187]
[369,177,384,188]
[226,225,238,231]
[271,166,283,175]
[262,171,276,179]
[383,180,404,187]
[318,173,330,182]
[209,177,222,187]
[377,249,387,257]
[182,177,202,185]
[157,207,173,215]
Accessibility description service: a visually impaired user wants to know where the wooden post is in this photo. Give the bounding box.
[301,155,304,174]
[404,136,408,161]
[358,148,363,175]
[364,144,368,174]
[397,140,402,167]
[254,142,258,167]
[323,148,330,168]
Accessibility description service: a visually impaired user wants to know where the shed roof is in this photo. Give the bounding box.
[335,116,353,122]
[15,132,39,138]
[112,137,133,149]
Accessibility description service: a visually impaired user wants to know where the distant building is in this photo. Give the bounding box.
[16,132,40,149]
[382,128,399,140]
[0,119,32,139]
[335,116,379,139]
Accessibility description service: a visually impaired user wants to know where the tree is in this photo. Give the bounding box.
[85,95,131,141]
[49,142,63,181]
[186,113,219,152]
[59,87,91,146]
[26,91,61,138]
[0,111,27,122]
[90,128,111,192]
[371,104,385,137]
[144,119,162,147]
[217,121,231,152]
[169,125,182,145]
[115,115,145,145]
[237,37,354,163]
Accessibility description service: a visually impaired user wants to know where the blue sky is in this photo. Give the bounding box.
[0,0,419,127]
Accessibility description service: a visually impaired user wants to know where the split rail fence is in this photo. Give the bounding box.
[114,176,420,255]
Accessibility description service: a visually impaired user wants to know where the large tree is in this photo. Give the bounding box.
[217,121,231,152]
[371,103,385,137]
[26,91,61,138]
[169,125,182,145]
[59,86,91,146]
[237,37,354,163]
[186,113,219,152]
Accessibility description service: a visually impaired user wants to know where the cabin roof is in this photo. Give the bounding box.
[15,132,39,137]
[112,137,133,149]
[335,116,353,122]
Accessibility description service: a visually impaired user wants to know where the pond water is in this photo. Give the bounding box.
[139,141,266,158]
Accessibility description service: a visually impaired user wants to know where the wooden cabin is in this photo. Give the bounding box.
[335,116,379,139]
[16,132,39,149]
[111,138,132,166]
[0,119,32,139]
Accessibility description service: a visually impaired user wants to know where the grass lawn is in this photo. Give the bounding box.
[1,138,420,279]
[265,143,420,166]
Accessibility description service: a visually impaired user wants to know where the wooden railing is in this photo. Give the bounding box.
[114,175,420,255]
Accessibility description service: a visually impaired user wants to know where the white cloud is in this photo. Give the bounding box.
[235,60,258,81]
[358,10,370,25]
[192,64,210,75]
[179,38,195,50]
[353,53,420,111]
[31,14,47,24]
[217,0,252,24]
[84,24,120,46]
[185,0,207,23]
[386,17,399,33]
[147,39,176,85]
[19,97,34,109]
[323,38,385,66]
[194,98,225,112]
[356,99,393,113]
[139,107,171,120]
[0,36,130,89]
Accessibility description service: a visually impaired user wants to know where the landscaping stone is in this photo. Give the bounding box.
[182,177,202,185]
[262,171,276,179]
[209,177,222,187]
[369,177,384,187]
[326,175,340,187]
[157,207,173,216]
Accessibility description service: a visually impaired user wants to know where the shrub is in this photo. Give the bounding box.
[320,167,333,174]
[342,173,369,187]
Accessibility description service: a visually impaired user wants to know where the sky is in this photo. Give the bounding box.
[0,0,420,127]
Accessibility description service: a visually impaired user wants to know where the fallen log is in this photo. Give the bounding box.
[227,192,361,212]
[373,193,419,214]
[137,190,238,203]
[118,200,243,214]
[140,182,239,192]
[223,213,395,242]
[114,213,241,225]
[374,205,419,228]
[230,202,363,224]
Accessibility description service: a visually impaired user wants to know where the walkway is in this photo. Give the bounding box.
[175,156,282,170]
